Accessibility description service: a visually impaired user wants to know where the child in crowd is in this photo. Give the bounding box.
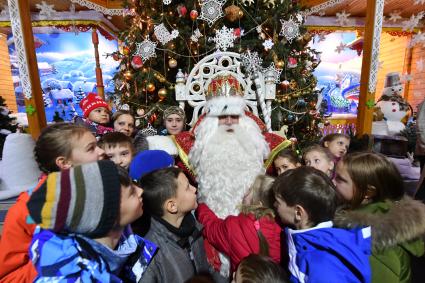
[27,160,156,281]
[273,166,372,282]
[231,254,288,283]
[75,92,113,137]
[0,123,105,282]
[112,110,135,137]
[302,145,335,178]
[333,152,425,283]
[321,133,350,162]
[196,175,281,273]
[161,106,186,135]
[273,148,301,175]
[98,132,135,169]
[139,167,211,282]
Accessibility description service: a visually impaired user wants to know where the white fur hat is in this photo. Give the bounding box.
[0,133,41,200]
[205,96,246,117]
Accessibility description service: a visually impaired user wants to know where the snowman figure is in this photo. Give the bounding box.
[372,72,410,135]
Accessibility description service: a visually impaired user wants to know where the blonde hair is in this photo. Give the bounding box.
[239,175,276,257]
[302,144,334,162]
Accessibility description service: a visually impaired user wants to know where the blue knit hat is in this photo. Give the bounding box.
[129,150,174,181]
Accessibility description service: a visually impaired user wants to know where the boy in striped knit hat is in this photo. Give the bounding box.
[26,160,157,282]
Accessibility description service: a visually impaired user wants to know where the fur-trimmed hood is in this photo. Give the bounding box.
[334,196,425,252]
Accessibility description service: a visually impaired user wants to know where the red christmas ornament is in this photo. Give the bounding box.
[190,10,198,21]
[234,28,241,37]
[131,55,143,69]
[288,57,297,68]
[149,113,157,124]
[177,5,187,17]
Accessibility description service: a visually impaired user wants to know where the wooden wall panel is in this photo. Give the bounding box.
[0,33,17,113]
[374,33,409,103]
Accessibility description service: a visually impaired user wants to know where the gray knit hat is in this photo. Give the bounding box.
[27,160,121,238]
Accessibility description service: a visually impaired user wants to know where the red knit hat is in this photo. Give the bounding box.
[79,93,109,118]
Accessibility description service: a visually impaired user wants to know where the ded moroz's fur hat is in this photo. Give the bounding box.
[205,96,246,117]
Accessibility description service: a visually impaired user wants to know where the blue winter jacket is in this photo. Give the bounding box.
[29,225,157,282]
[287,221,372,283]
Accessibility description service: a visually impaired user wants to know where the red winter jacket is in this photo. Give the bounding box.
[0,175,46,282]
[196,203,282,272]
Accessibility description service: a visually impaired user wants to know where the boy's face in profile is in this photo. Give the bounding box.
[104,144,133,169]
[174,172,198,213]
[274,196,297,228]
[88,107,110,124]
[119,183,144,227]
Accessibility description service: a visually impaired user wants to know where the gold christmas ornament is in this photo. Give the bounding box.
[123,70,133,81]
[168,58,178,68]
[289,80,297,90]
[225,5,243,22]
[276,60,285,68]
[136,108,145,116]
[158,88,168,100]
[147,83,156,92]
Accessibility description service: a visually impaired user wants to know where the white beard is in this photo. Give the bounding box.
[189,120,269,218]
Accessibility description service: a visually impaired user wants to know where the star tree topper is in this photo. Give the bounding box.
[135,39,157,62]
[198,0,225,26]
[212,26,237,51]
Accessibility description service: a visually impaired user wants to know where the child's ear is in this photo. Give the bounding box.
[295,204,310,226]
[324,141,329,148]
[165,199,178,214]
[55,156,72,170]
[296,162,301,167]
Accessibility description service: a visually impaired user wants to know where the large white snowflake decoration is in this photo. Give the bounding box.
[336,10,353,26]
[410,32,425,48]
[163,0,172,5]
[414,0,425,4]
[198,0,225,26]
[279,16,300,43]
[212,26,237,51]
[388,11,402,23]
[154,24,179,45]
[36,1,57,19]
[402,12,424,32]
[191,29,203,42]
[241,51,263,74]
[263,63,282,83]
[262,39,274,50]
[335,42,347,53]
[135,39,157,62]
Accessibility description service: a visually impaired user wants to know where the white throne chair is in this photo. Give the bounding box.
[175,51,277,132]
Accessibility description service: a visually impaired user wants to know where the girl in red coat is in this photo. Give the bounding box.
[196,174,282,273]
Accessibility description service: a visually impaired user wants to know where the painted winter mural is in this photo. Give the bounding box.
[310,31,363,115]
[8,31,119,122]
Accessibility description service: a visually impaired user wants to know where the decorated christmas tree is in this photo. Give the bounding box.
[112,0,323,147]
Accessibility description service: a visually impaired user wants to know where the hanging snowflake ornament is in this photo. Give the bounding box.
[317,32,326,42]
[410,31,425,48]
[241,51,263,74]
[414,0,425,4]
[198,0,225,26]
[134,39,157,62]
[335,10,353,26]
[402,12,424,32]
[335,42,347,53]
[401,73,413,82]
[416,58,424,72]
[262,39,274,51]
[212,26,237,51]
[0,4,9,17]
[154,23,179,45]
[36,1,57,19]
[279,16,300,43]
[191,28,203,42]
[388,11,402,23]
[263,63,282,83]
[163,0,172,5]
